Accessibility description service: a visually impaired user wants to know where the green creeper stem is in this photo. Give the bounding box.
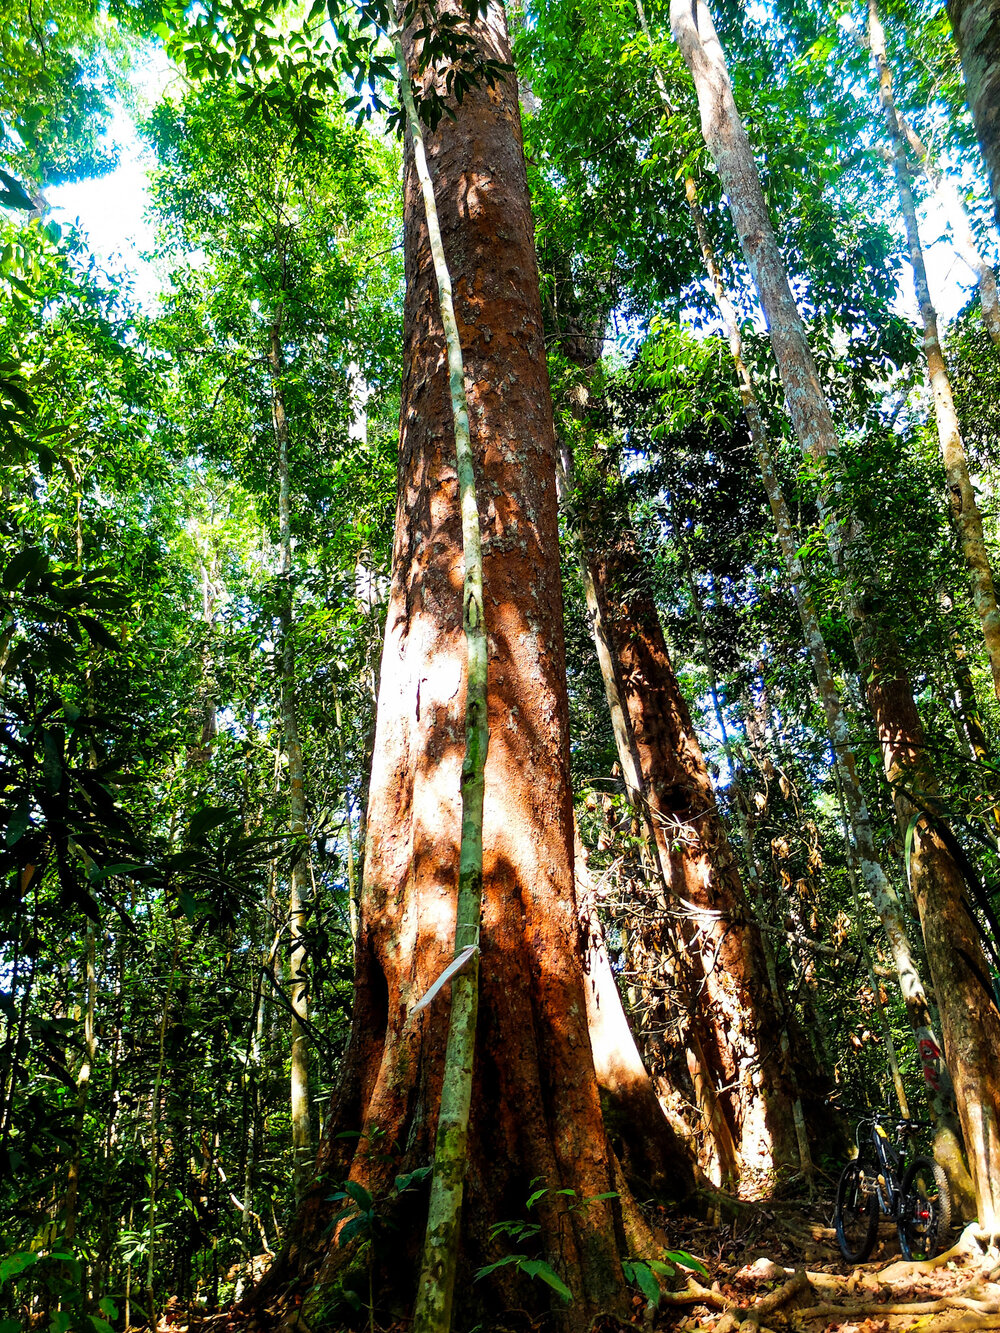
[394,34,489,1333]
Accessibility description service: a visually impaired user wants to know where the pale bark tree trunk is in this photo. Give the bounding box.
[63,921,96,1245]
[869,0,1000,704]
[898,114,1000,346]
[269,313,312,1202]
[946,0,1000,230]
[259,4,640,1323]
[671,0,998,1224]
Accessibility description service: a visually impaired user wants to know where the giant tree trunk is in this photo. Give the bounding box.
[869,0,1000,704]
[946,0,1000,230]
[671,0,996,1222]
[268,6,638,1324]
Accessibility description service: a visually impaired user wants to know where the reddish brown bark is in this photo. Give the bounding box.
[858,611,1000,1228]
[583,485,800,1182]
[265,6,635,1323]
[544,277,800,1183]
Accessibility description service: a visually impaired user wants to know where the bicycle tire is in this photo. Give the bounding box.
[897,1155,950,1260]
[835,1159,879,1263]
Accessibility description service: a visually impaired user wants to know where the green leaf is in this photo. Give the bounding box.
[2,547,45,590]
[0,1251,38,1284]
[77,614,119,651]
[394,1165,432,1194]
[6,799,31,847]
[525,1187,548,1208]
[623,1260,661,1307]
[664,1249,708,1276]
[0,170,34,211]
[474,1255,520,1281]
[49,1313,73,1333]
[649,1258,676,1277]
[342,1179,373,1211]
[518,1259,572,1303]
[188,805,233,840]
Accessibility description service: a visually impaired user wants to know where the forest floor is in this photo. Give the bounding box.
[156,1191,1000,1333]
[647,1189,1000,1333]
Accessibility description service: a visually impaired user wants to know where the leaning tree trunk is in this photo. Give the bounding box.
[259,5,644,1325]
[869,0,1000,705]
[549,280,800,1183]
[574,452,801,1182]
[946,0,1000,230]
[683,175,965,1180]
[857,608,1000,1228]
[898,113,1000,346]
[671,0,995,1221]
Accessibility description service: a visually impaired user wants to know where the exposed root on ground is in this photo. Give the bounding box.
[139,1195,1000,1332]
[649,1198,1000,1333]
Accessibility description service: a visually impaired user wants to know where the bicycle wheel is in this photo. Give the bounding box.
[898,1155,950,1260]
[835,1159,879,1263]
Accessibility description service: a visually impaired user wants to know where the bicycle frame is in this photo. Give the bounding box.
[855,1115,924,1219]
[868,1123,902,1215]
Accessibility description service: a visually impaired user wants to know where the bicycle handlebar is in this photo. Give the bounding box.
[856,1114,932,1135]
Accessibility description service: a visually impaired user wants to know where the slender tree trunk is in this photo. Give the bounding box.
[63,920,96,1246]
[898,114,1000,345]
[672,0,996,1222]
[63,486,98,1252]
[680,545,814,1181]
[269,314,312,1201]
[946,0,1000,230]
[148,929,181,1320]
[869,0,1000,704]
[579,458,799,1179]
[684,174,961,1157]
[832,759,910,1120]
[261,5,639,1324]
[558,448,736,1182]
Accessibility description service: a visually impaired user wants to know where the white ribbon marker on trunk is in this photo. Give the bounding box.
[411,944,479,1016]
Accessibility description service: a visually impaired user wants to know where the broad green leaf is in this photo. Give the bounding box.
[0,1251,38,1284]
[518,1259,572,1303]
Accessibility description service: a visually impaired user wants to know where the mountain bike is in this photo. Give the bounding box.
[834,1114,951,1263]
